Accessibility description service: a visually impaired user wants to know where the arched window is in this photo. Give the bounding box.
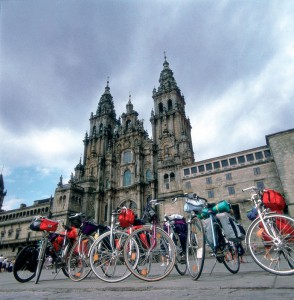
[170,172,175,182]
[126,119,132,130]
[158,102,163,113]
[123,169,132,186]
[123,150,132,164]
[99,123,103,133]
[167,99,172,110]
[146,169,152,181]
[92,126,96,135]
[164,174,169,184]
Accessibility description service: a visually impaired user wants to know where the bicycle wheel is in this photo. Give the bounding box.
[246,213,294,276]
[35,239,47,284]
[173,231,187,275]
[68,236,94,282]
[222,242,240,274]
[186,217,205,280]
[124,226,176,282]
[89,230,131,282]
[13,245,38,283]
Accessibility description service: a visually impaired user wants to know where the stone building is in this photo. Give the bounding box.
[0,57,293,258]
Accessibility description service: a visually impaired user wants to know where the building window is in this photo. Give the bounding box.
[229,157,237,165]
[213,161,220,169]
[164,174,169,183]
[159,102,163,113]
[146,169,152,181]
[237,156,245,164]
[206,163,212,171]
[123,150,132,164]
[256,181,265,190]
[185,181,191,189]
[221,159,228,167]
[246,153,254,162]
[184,168,190,176]
[123,169,131,186]
[167,99,173,110]
[226,173,232,180]
[170,172,175,182]
[253,167,261,175]
[191,166,197,174]
[208,190,214,198]
[255,151,264,160]
[206,177,212,184]
[198,165,205,172]
[264,149,271,158]
[228,186,235,195]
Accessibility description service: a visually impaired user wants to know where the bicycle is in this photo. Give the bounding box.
[13,216,78,284]
[67,213,109,282]
[243,186,294,275]
[163,214,187,275]
[173,193,241,280]
[123,199,176,282]
[89,207,136,283]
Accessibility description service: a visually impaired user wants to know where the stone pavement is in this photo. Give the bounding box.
[0,256,293,300]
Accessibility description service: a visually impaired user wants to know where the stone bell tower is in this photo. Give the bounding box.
[150,55,194,198]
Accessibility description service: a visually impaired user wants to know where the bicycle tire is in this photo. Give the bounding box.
[186,217,205,280]
[89,230,131,283]
[123,226,176,282]
[13,245,38,283]
[35,239,47,284]
[172,231,187,275]
[246,213,294,276]
[222,242,240,274]
[68,236,94,282]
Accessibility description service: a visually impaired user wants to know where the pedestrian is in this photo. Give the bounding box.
[2,257,8,272]
[0,254,3,272]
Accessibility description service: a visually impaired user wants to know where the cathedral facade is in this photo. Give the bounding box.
[0,57,293,258]
[51,56,194,224]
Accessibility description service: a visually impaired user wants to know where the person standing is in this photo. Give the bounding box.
[0,254,3,272]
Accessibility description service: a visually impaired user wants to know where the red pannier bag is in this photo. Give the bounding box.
[262,189,286,212]
[30,217,59,232]
[276,218,294,238]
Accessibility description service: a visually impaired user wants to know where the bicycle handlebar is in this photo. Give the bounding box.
[172,193,208,203]
[242,186,260,192]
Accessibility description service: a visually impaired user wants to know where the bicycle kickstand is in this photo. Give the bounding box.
[209,258,217,276]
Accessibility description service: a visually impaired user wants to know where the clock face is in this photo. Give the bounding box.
[120,200,137,213]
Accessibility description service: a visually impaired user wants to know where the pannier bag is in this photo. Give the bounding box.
[81,220,100,235]
[118,208,135,228]
[276,218,294,238]
[216,212,246,243]
[262,189,286,212]
[29,217,59,232]
[202,218,214,246]
[184,198,206,213]
[212,200,231,214]
[174,220,188,253]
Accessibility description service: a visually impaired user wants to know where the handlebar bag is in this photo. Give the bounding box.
[184,199,206,213]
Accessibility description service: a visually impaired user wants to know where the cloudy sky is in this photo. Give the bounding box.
[1,0,293,211]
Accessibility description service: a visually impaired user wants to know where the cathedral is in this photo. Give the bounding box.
[51,56,194,224]
[0,57,293,258]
